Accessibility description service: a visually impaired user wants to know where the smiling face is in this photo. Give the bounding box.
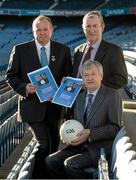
[33,18,53,46]
[82,14,104,45]
[82,63,103,92]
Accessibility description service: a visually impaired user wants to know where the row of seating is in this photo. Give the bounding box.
[0,94,18,124]
[85,124,136,179]
[2,103,135,179]
[0,84,10,95]
[88,126,136,179]
[1,0,53,9]
[0,23,32,71]
[108,98,136,178]
[111,127,136,179]
[103,0,136,9]
[0,112,28,167]
[6,128,134,179]
[6,137,39,179]
[2,0,136,10]
[0,89,16,104]
[0,84,29,169]
[0,17,136,72]
[125,61,136,99]
[53,0,105,10]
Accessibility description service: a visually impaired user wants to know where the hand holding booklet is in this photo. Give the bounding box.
[27,66,58,103]
[28,67,83,106]
[52,77,83,108]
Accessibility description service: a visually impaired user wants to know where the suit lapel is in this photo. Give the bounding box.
[95,40,106,63]
[49,41,56,72]
[28,40,41,68]
[74,43,87,76]
[85,85,105,127]
[78,43,86,59]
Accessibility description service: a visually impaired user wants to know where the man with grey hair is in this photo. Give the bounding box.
[6,15,73,178]
[45,60,122,179]
[73,10,128,89]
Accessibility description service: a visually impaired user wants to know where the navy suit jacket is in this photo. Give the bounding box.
[73,40,128,89]
[6,40,73,123]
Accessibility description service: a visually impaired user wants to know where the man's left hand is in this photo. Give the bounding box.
[70,129,90,146]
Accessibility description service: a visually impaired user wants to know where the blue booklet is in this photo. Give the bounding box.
[52,77,83,108]
[27,66,58,103]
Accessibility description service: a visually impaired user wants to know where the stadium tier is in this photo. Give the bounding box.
[0,1,136,179]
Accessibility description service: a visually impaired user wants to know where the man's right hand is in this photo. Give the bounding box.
[26,83,37,95]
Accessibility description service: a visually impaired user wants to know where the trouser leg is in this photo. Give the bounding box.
[46,103,61,153]
[28,122,50,179]
[45,147,94,179]
[64,150,94,179]
[45,146,81,179]
[48,120,60,153]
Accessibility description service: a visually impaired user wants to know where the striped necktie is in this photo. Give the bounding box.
[84,94,93,124]
[40,47,48,67]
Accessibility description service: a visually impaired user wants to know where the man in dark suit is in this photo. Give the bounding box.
[5,15,73,178]
[73,10,128,89]
[45,60,122,179]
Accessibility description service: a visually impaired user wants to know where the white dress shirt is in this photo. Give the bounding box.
[84,86,100,112]
[35,39,50,64]
[77,39,102,77]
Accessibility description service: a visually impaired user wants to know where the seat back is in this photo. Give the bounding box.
[110,127,126,171]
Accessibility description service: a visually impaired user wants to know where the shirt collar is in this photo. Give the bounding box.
[87,85,100,97]
[87,38,102,50]
[35,39,50,52]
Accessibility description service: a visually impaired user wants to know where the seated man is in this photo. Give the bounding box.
[45,60,122,179]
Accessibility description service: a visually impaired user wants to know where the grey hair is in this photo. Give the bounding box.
[32,15,53,31]
[80,60,103,77]
[82,10,105,30]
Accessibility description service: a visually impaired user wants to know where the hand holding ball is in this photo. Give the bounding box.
[59,119,84,144]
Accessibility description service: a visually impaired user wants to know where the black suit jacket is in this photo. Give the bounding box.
[74,84,122,162]
[6,40,73,123]
[73,40,128,89]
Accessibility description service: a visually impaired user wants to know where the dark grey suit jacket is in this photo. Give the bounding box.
[74,85,122,163]
[6,40,73,123]
[73,40,128,89]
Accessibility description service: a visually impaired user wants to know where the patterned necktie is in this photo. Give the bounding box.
[40,47,48,67]
[84,94,93,124]
[83,46,93,64]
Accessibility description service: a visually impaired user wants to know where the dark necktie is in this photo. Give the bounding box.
[83,46,93,64]
[84,94,93,124]
[40,47,48,67]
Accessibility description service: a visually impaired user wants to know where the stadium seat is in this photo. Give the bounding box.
[17,170,29,180]
[110,127,126,171]
[112,137,134,179]
[116,150,136,179]
[127,159,136,177]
